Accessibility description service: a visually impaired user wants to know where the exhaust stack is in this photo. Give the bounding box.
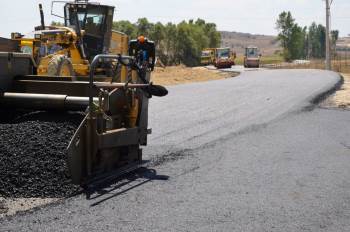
[39,4,46,30]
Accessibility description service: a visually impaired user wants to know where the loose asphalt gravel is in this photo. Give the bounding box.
[1,69,350,231]
[0,111,83,198]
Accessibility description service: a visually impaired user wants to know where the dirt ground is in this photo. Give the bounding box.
[0,197,59,218]
[325,73,350,108]
[152,66,237,86]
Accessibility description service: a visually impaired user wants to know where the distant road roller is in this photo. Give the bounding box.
[244,46,261,68]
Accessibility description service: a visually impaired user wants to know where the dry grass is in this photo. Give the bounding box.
[235,54,284,65]
[325,73,350,109]
[152,66,238,86]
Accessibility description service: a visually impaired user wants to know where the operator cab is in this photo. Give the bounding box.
[245,47,259,58]
[64,1,114,59]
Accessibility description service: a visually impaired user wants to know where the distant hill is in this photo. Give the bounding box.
[220,31,281,56]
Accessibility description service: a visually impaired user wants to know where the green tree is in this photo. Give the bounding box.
[162,23,178,65]
[111,18,221,66]
[176,21,198,66]
[150,22,165,46]
[308,23,326,58]
[331,30,339,44]
[112,20,137,38]
[276,11,295,60]
[202,22,221,48]
[136,18,153,37]
[276,11,307,61]
[330,30,339,56]
[289,25,307,59]
[51,21,64,26]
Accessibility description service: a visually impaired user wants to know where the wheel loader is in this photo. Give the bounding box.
[10,0,132,77]
[0,0,167,189]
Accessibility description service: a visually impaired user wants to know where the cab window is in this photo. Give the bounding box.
[66,5,106,36]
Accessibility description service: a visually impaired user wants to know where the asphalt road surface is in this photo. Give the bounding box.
[2,69,350,232]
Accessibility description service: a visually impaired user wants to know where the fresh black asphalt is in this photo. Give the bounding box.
[1,69,350,231]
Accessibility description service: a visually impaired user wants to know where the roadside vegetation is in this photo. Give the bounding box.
[112,18,221,67]
[276,11,339,62]
[52,19,221,67]
[322,73,350,109]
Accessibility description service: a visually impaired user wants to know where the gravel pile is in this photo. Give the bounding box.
[0,110,84,198]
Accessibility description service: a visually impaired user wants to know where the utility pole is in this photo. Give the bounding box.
[325,0,332,70]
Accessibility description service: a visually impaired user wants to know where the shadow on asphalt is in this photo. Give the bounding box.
[87,167,169,207]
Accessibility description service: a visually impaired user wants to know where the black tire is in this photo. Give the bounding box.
[47,55,75,77]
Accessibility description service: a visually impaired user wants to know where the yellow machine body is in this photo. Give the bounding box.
[200,48,216,66]
[10,0,130,78]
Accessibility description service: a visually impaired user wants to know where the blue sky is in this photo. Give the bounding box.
[1,0,349,38]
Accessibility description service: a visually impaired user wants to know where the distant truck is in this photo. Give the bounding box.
[200,48,216,66]
[244,46,261,68]
[214,47,236,69]
[200,47,236,69]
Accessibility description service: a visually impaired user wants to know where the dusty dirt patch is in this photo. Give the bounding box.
[152,66,237,86]
[0,197,59,218]
[323,74,350,109]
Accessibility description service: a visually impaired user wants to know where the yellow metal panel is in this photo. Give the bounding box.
[20,40,33,47]
[110,30,129,55]
[131,70,138,83]
[110,31,129,82]
[72,64,90,76]
[121,66,127,82]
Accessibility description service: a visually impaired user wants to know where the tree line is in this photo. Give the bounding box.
[51,18,221,66]
[113,18,221,66]
[276,11,339,61]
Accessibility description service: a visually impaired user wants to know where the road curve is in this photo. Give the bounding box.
[148,69,340,150]
[2,69,350,232]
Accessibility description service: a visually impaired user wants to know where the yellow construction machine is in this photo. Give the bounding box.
[200,47,236,69]
[200,48,216,66]
[244,46,261,68]
[0,0,167,189]
[11,1,131,77]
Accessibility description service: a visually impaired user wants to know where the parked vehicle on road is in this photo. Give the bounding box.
[200,47,236,69]
[214,47,236,69]
[244,46,261,68]
[200,48,216,66]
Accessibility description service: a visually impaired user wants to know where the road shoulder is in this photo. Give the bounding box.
[322,73,350,108]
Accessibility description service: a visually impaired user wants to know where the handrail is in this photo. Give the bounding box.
[88,54,135,115]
